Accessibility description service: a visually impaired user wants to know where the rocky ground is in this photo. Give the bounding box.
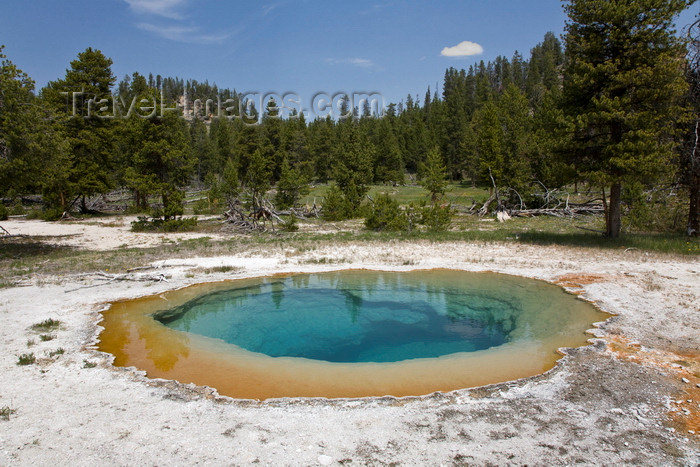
[0,219,698,465]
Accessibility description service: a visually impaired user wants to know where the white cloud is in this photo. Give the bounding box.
[136,22,230,44]
[326,58,375,68]
[262,3,283,16]
[124,0,187,20]
[440,41,483,57]
[347,58,373,68]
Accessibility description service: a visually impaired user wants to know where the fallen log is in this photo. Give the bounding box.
[65,270,169,293]
[509,205,604,218]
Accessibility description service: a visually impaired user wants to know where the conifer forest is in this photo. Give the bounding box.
[1,0,699,240]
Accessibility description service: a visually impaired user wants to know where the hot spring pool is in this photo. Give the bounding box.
[98,270,608,399]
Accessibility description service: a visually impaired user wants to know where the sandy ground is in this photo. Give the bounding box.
[0,216,225,250]
[1,219,699,466]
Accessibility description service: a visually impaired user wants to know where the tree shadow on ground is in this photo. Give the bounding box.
[0,236,76,260]
[516,231,699,255]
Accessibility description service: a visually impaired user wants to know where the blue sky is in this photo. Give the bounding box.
[1,0,697,112]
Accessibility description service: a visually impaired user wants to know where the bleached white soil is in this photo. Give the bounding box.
[0,219,698,465]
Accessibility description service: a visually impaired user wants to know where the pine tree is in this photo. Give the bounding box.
[562,0,692,238]
[419,146,448,203]
[190,118,215,183]
[43,48,117,213]
[123,92,194,219]
[529,89,574,190]
[219,157,240,208]
[274,157,309,209]
[372,117,404,184]
[210,117,235,175]
[281,114,312,179]
[308,116,336,182]
[0,46,67,209]
[471,99,505,189]
[441,67,471,179]
[332,122,374,215]
[261,98,285,181]
[497,84,533,199]
[243,148,272,210]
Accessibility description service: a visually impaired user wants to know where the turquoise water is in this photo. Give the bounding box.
[154,271,527,363]
[102,269,607,398]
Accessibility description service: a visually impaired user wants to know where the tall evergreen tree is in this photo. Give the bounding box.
[260,98,285,181]
[43,48,117,212]
[190,118,215,183]
[497,84,533,198]
[274,157,309,209]
[243,148,272,210]
[562,0,692,237]
[332,122,374,214]
[307,116,336,182]
[281,112,312,178]
[210,117,235,175]
[372,116,404,184]
[419,146,449,203]
[123,94,194,219]
[0,46,67,206]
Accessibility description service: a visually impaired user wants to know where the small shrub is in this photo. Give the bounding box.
[0,406,17,421]
[25,209,41,220]
[39,208,64,221]
[162,217,198,232]
[192,198,212,215]
[201,265,241,274]
[130,216,158,232]
[421,203,454,232]
[9,203,26,216]
[47,348,64,357]
[0,203,8,221]
[150,189,186,220]
[83,359,97,368]
[31,318,61,332]
[39,334,55,342]
[17,353,36,365]
[365,194,409,232]
[274,159,310,210]
[281,214,299,232]
[322,185,353,221]
[26,339,35,347]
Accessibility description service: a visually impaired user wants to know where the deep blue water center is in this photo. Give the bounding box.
[154,271,516,363]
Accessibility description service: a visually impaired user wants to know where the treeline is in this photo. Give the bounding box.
[0,0,698,237]
[0,32,568,216]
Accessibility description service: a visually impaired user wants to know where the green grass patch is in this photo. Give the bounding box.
[516,231,700,254]
[198,265,242,274]
[47,348,64,357]
[0,208,697,290]
[0,406,17,421]
[30,319,61,333]
[302,183,490,207]
[39,334,55,342]
[16,353,36,365]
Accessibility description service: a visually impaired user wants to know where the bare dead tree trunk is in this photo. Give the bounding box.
[478,168,500,216]
[688,120,700,237]
[685,18,699,236]
[607,182,622,238]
